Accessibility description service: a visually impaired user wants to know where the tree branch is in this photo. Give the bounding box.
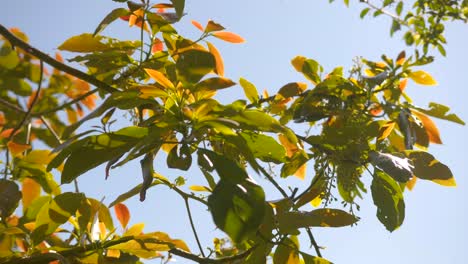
[0,24,118,94]
[184,198,205,257]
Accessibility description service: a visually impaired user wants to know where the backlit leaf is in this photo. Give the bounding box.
[191,20,204,31]
[144,68,175,89]
[278,208,358,233]
[189,185,211,192]
[58,33,109,52]
[194,77,236,92]
[22,178,41,211]
[212,31,245,43]
[114,203,130,229]
[239,77,259,103]
[409,70,438,86]
[7,141,31,157]
[205,20,225,33]
[412,102,465,125]
[411,109,442,144]
[124,223,145,236]
[207,41,224,76]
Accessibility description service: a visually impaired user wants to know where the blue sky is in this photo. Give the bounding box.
[3,0,468,263]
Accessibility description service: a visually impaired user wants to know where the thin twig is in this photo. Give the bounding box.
[0,24,118,94]
[0,98,25,113]
[33,88,99,116]
[306,227,322,257]
[39,116,61,144]
[258,166,289,198]
[184,198,206,257]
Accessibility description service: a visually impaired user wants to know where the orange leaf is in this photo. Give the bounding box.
[378,121,396,140]
[294,164,306,180]
[129,9,144,27]
[399,78,408,91]
[114,203,131,229]
[151,38,164,53]
[278,134,299,157]
[152,3,174,8]
[144,68,174,89]
[0,128,19,139]
[7,141,31,157]
[406,176,417,191]
[55,52,64,63]
[191,20,204,31]
[370,103,383,116]
[66,108,78,124]
[207,42,224,76]
[22,178,41,210]
[212,31,245,44]
[396,51,406,65]
[411,109,442,144]
[120,15,130,21]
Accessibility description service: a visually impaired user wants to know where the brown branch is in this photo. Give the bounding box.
[306,227,322,258]
[0,98,25,113]
[32,88,99,117]
[169,246,255,263]
[0,24,118,94]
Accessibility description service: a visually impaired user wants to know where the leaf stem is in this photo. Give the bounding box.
[184,197,205,257]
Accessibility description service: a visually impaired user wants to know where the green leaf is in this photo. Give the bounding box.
[240,132,287,163]
[0,78,32,96]
[198,149,248,183]
[208,179,266,243]
[167,144,192,171]
[301,251,333,264]
[0,46,19,69]
[239,77,259,103]
[291,56,323,84]
[170,0,185,19]
[17,161,61,194]
[59,126,149,184]
[93,8,130,36]
[369,151,413,182]
[88,198,115,231]
[371,169,405,232]
[412,102,465,125]
[405,151,455,186]
[277,208,358,234]
[176,49,215,84]
[194,77,236,92]
[277,82,307,99]
[48,192,85,224]
[0,179,21,219]
[24,196,51,221]
[230,110,283,132]
[281,150,308,178]
[396,1,404,15]
[360,7,370,18]
[273,236,299,264]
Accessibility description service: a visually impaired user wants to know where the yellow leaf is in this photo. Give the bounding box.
[411,109,442,144]
[291,56,305,73]
[22,178,41,210]
[106,249,121,258]
[375,61,387,68]
[432,177,456,187]
[135,85,168,98]
[109,240,166,258]
[378,121,396,140]
[114,203,130,229]
[144,68,174,89]
[212,31,245,43]
[364,68,375,77]
[23,150,56,164]
[278,134,299,158]
[124,223,145,236]
[310,196,321,207]
[189,185,212,192]
[58,33,108,52]
[207,42,224,76]
[7,141,31,157]
[409,70,438,85]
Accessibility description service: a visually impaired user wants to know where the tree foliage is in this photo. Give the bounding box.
[0,0,466,263]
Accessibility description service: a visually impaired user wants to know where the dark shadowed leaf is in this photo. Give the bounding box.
[369,151,413,182]
[93,8,130,36]
[0,179,21,219]
[405,151,455,186]
[176,49,215,84]
[371,169,405,232]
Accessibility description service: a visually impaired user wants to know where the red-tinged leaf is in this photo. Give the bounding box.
[152,3,174,8]
[399,78,408,91]
[22,178,41,210]
[411,109,442,144]
[370,103,383,116]
[0,128,19,139]
[207,42,224,76]
[205,20,225,33]
[151,38,164,53]
[66,108,78,124]
[129,9,144,27]
[191,20,204,31]
[212,31,245,44]
[120,15,130,21]
[294,164,306,180]
[7,141,31,157]
[114,203,131,229]
[55,52,64,63]
[144,68,174,89]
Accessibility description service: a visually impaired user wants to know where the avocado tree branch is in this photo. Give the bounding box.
[0,24,118,94]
